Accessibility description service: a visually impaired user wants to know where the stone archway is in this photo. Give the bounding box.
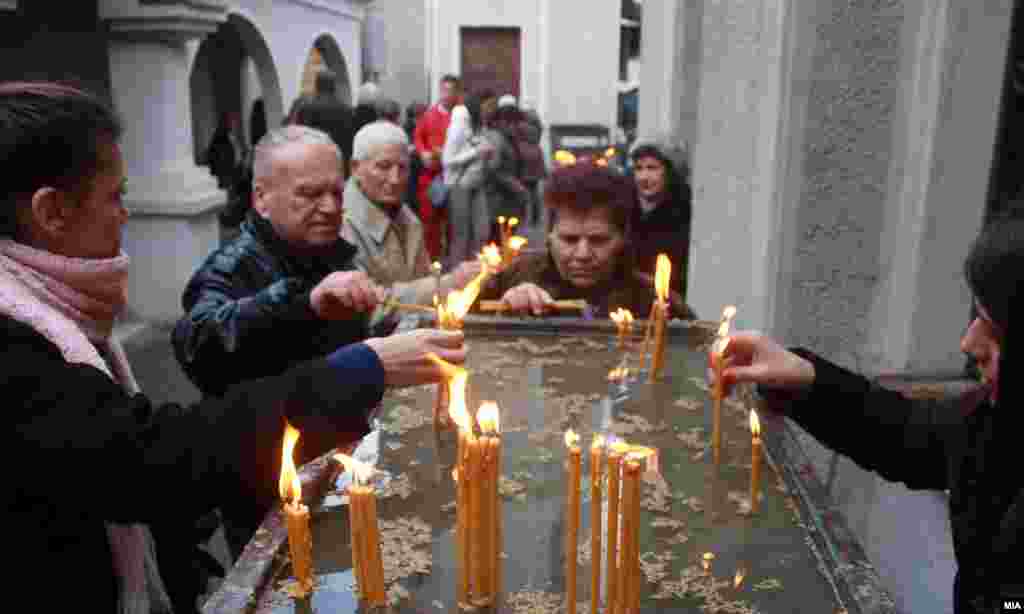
[299,33,353,105]
[189,12,283,164]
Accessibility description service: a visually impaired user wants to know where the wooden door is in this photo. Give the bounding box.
[460,27,521,98]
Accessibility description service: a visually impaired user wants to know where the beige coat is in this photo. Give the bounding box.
[341,178,450,310]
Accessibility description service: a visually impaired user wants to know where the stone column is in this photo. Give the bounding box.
[100,0,228,323]
[864,0,1013,375]
[637,0,703,147]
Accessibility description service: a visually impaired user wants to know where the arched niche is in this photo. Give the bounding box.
[189,12,283,164]
[299,33,353,105]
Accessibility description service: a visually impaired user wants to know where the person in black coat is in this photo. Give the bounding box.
[291,69,355,173]
[710,212,1024,613]
[0,82,466,613]
[628,137,693,306]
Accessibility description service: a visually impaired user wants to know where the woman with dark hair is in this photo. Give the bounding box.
[0,82,464,613]
[710,212,1024,614]
[442,89,498,265]
[480,162,696,319]
[628,137,693,303]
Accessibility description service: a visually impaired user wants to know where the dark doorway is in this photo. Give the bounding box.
[460,27,521,98]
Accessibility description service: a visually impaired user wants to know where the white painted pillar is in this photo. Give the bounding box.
[864,0,1013,374]
[101,0,228,323]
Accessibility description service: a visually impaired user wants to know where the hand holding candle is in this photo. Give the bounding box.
[279,423,313,597]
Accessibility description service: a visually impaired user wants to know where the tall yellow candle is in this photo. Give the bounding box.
[467,436,484,598]
[710,305,737,465]
[477,401,503,603]
[364,485,386,605]
[347,484,366,598]
[565,430,582,613]
[619,458,642,613]
[279,424,313,596]
[605,447,623,612]
[590,436,605,614]
[750,410,762,514]
[650,254,672,381]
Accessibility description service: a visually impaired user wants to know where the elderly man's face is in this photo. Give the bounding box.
[549,207,626,289]
[254,142,344,249]
[352,143,410,208]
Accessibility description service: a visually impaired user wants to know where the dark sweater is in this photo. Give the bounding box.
[781,350,1024,614]
[2,314,384,612]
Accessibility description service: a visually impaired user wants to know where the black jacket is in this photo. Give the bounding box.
[631,188,692,302]
[173,213,368,398]
[2,314,383,612]
[780,350,1024,614]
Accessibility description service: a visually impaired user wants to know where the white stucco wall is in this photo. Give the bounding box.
[371,0,429,108]
[229,0,364,117]
[428,0,619,128]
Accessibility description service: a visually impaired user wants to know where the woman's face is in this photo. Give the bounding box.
[548,206,626,290]
[960,301,1002,399]
[634,155,667,201]
[45,142,128,259]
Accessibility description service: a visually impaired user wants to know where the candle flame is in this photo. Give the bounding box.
[497,216,506,226]
[564,429,580,448]
[507,236,528,251]
[334,452,375,486]
[477,401,501,434]
[749,409,761,437]
[734,566,747,588]
[592,434,606,451]
[607,366,631,381]
[605,147,616,158]
[439,266,488,325]
[717,305,737,338]
[481,243,502,268]
[432,261,442,273]
[449,370,472,434]
[508,217,519,228]
[702,551,715,572]
[554,150,577,166]
[278,423,302,504]
[609,439,632,455]
[452,467,459,483]
[610,308,634,327]
[655,254,671,302]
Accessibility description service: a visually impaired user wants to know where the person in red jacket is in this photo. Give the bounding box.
[414,74,462,261]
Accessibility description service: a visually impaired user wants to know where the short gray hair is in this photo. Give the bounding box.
[253,125,341,182]
[352,120,409,161]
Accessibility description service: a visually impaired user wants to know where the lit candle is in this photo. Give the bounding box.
[610,308,634,348]
[279,424,313,597]
[565,429,582,613]
[481,243,502,272]
[650,254,672,381]
[750,410,762,514]
[497,216,507,252]
[444,365,473,605]
[466,432,484,600]
[711,305,738,465]
[605,443,623,611]
[478,401,503,603]
[590,435,605,614]
[507,235,528,262]
[335,453,386,606]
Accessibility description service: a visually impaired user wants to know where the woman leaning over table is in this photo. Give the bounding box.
[0,82,465,613]
[709,212,1024,614]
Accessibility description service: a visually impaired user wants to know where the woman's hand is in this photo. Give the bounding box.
[363,329,466,388]
[708,331,816,398]
[500,283,554,316]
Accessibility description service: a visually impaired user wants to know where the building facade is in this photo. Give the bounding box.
[639,1,1017,612]
[1,0,370,322]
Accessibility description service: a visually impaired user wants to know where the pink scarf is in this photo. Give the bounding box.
[0,239,173,614]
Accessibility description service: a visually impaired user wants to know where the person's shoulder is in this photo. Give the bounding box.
[0,315,63,361]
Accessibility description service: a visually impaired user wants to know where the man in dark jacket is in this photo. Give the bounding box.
[174,125,378,400]
[291,68,355,173]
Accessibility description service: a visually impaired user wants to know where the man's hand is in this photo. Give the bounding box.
[500,283,554,316]
[310,271,384,320]
[452,260,484,289]
[363,329,466,387]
